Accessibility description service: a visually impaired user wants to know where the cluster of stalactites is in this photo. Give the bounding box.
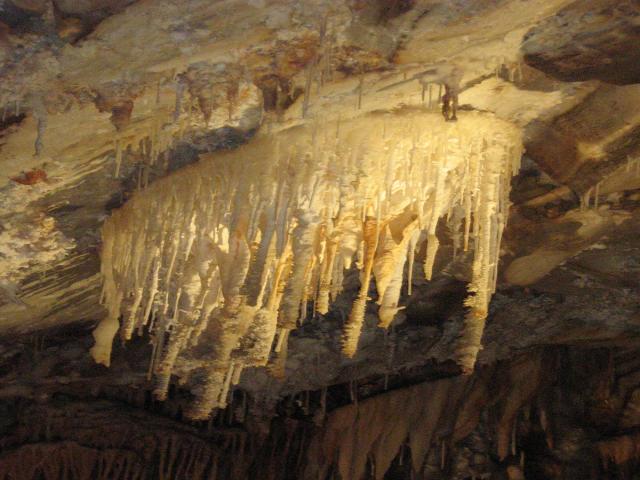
[91,111,522,419]
[108,66,255,184]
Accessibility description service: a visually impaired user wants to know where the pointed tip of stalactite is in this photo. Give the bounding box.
[455,308,488,374]
[184,405,213,422]
[89,309,120,367]
[458,363,476,376]
[342,342,358,359]
[423,234,439,281]
[154,390,169,402]
[268,354,288,380]
[153,371,171,401]
[377,309,394,330]
[342,294,367,358]
[268,331,290,379]
[377,305,403,330]
[89,344,112,368]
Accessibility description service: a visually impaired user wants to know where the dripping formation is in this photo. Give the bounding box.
[304,351,545,480]
[91,110,522,419]
[2,0,640,478]
[98,66,257,184]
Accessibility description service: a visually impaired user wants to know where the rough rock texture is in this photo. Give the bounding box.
[1,0,640,478]
[523,0,640,85]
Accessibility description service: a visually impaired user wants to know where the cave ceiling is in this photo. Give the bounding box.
[0,0,640,478]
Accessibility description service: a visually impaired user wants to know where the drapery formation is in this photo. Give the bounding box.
[91,110,521,419]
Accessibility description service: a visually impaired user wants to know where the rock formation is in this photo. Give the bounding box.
[1,0,640,478]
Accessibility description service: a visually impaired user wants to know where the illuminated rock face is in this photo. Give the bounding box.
[92,110,522,419]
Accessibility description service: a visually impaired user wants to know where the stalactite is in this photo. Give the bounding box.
[357,74,364,110]
[342,216,378,357]
[280,213,320,329]
[455,139,520,373]
[374,213,417,329]
[93,112,521,416]
[174,75,186,122]
[114,138,123,177]
[597,433,640,468]
[423,233,440,281]
[580,186,594,211]
[302,64,314,118]
[305,375,468,480]
[32,95,47,157]
[316,230,339,314]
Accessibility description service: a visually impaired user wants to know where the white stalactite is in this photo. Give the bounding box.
[92,111,521,416]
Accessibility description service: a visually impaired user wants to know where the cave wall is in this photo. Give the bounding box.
[1,0,640,479]
[3,346,640,479]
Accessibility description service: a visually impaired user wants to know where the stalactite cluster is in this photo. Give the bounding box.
[0,401,228,480]
[304,352,544,480]
[91,110,522,419]
[4,346,640,479]
[99,65,255,184]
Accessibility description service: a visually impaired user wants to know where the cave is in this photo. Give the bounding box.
[1,1,640,479]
